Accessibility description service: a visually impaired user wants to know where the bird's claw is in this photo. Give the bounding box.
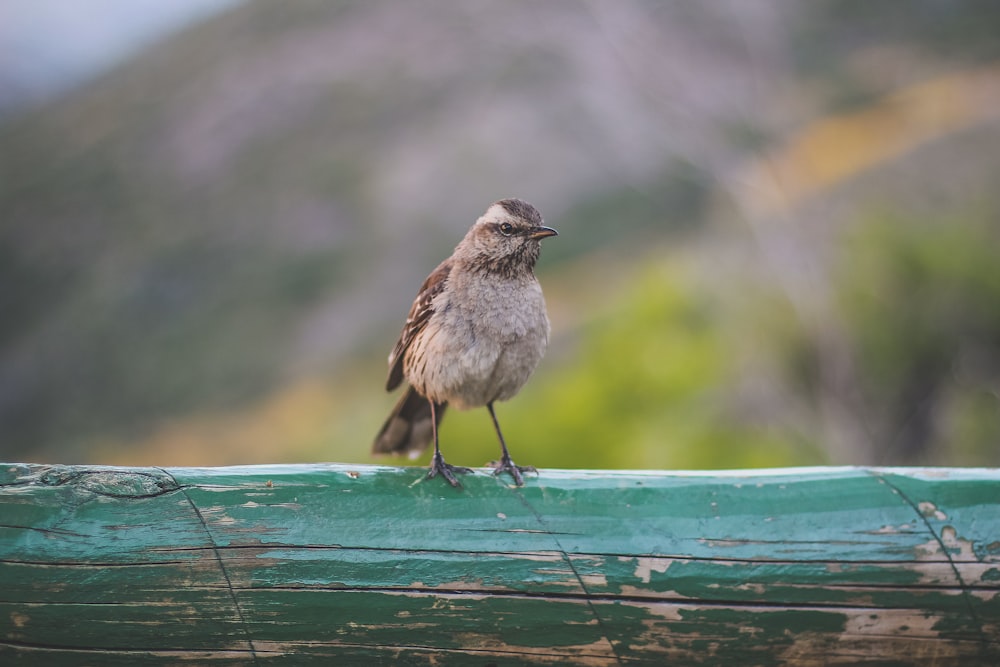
[427,452,473,488]
[491,457,537,486]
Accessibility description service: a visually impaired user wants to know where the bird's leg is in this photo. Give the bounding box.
[425,399,472,487]
[486,402,537,486]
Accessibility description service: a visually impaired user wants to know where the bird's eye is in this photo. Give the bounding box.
[499,222,514,236]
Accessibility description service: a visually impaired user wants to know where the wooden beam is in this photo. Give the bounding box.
[1,463,998,665]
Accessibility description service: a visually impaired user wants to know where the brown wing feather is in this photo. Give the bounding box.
[386,259,452,391]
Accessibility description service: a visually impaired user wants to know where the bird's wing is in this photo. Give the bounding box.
[386,258,452,391]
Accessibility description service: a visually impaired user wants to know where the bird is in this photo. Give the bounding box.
[372,198,557,487]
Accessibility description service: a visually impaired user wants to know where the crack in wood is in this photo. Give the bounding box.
[162,467,260,665]
[505,479,625,666]
[871,470,991,657]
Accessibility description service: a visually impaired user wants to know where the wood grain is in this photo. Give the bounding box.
[2,463,998,665]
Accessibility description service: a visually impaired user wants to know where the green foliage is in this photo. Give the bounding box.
[835,210,1000,463]
[843,213,999,383]
[438,261,818,472]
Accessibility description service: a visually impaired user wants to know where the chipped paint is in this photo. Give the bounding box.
[197,505,237,526]
[633,557,672,583]
[918,501,948,520]
[578,573,609,588]
[867,523,916,534]
[939,525,979,560]
[914,527,978,561]
[2,463,998,664]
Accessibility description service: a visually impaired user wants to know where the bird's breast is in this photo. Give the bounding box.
[407,274,549,407]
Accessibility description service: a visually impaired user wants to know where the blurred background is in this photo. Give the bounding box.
[2,0,999,470]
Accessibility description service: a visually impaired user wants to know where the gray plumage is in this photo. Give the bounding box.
[373,198,557,486]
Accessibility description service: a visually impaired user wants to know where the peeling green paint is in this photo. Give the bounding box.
[2,464,999,665]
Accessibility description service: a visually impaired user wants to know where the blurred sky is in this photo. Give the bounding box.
[0,0,242,113]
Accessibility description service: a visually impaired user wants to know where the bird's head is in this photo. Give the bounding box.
[458,198,557,275]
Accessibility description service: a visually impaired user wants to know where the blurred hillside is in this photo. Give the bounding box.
[2,0,999,469]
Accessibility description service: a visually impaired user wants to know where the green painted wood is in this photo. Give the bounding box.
[1,463,998,665]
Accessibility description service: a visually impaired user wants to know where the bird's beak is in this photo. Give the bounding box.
[528,225,558,240]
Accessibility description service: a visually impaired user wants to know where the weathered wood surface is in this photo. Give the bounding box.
[1,463,998,665]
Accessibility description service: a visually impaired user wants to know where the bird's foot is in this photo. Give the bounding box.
[426,452,473,488]
[491,456,537,486]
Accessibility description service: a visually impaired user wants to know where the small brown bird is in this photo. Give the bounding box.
[373,198,557,486]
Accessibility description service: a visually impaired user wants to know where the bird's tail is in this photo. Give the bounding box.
[372,386,447,458]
